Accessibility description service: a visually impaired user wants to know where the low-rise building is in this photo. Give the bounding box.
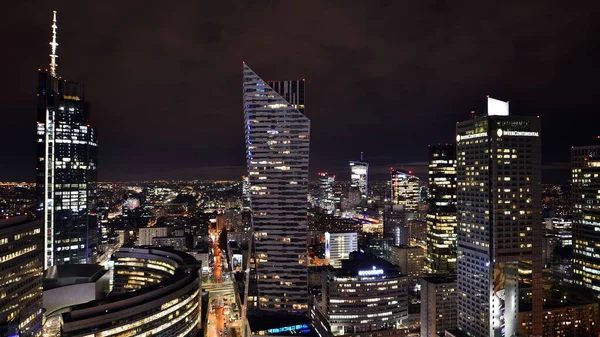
[420,276,457,337]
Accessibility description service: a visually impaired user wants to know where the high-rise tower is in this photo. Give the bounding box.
[317,172,336,214]
[36,11,98,268]
[350,159,369,200]
[390,169,420,211]
[456,97,542,336]
[243,63,310,312]
[426,144,457,272]
[571,139,600,298]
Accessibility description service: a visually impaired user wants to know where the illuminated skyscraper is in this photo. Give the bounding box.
[426,144,457,272]
[35,12,98,268]
[317,172,336,214]
[390,169,420,211]
[571,140,600,297]
[350,158,368,200]
[456,97,542,336]
[243,63,309,312]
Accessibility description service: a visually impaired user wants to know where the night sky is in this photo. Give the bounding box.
[2,1,600,183]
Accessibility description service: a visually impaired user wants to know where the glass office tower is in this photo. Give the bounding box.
[35,12,98,268]
[426,144,457,272]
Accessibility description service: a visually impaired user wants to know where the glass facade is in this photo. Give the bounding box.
[36,72,98,267]
[350,161,369,200]
[243,63,310,312]
[571,144,600,297]
[390,169,419,211]
[318,172,336,214]
[426,144,457,272]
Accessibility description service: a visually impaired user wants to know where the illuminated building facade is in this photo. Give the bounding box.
[390,245,425,287]
[350,161,369,200]
[35,12,98,268]
[420,276,457,337]
[243,63,309,312]
[383,205,408,246]
[0,216,43,337]
[518,300,599,337]
[571,142,600,297]
[390,169,419,212]
[318,254,408,337]
[456,97,543,336]
[61,247,201,336]
[325,232,358,268]
[426,144,457,272]
[318,172,336,214]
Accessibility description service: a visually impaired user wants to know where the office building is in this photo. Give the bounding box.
[571,142,600,297]
[390,169,420,211]
[325,232,358,268]
[138,226,171,246]
[60,247,201,336]
[383,205,409,246]
[518,299,599,337]
[350,160,369,200]
[420,276,457,337]
[318,172,336,214]
[0,216,43,337]
[243,63,310,312]
[36,12,98,268]
[391,245,425,286]
[455,97,543,336]
[314,253,408,337]
[426,144,457,273]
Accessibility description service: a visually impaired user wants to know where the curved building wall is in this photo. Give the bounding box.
[324,269,408,336]
[61,247,201,337]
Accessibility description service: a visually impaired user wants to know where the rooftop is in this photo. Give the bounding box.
[421,275,457,285]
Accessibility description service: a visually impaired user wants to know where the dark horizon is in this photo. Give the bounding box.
[1,1,598,184]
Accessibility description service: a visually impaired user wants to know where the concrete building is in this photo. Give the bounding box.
[391,245,425,287]
[0,216,43,336]
[518,299,599,336]
[420,276,457,337]
[455,97,543,336]
[43,264,110,316]
[243,64,310,312]
[138,226,171,246]
[152,235,189,251]
[325,232,358,268]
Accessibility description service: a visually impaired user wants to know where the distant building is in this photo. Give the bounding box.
[313,253,408,337]
[420,276,457,337]
[362,237,394,262]
[152,236,190,251]
[383,205,409,246]
[390,169,420,212]
[325,232,358,268]
[350,160,369,200]
[138,226,171,246]
[571,142,600,298]
[426,144,457,273]
[318,173,337,214]
[518,299,599,337]
[391,245,425,286]
[0,216,43,336]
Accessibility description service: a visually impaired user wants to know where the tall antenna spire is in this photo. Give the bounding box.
[49,10,58,77]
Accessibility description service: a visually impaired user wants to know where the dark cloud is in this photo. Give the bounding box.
[1,0,599,183]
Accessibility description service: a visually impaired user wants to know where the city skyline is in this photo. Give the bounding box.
[2,2,600,182]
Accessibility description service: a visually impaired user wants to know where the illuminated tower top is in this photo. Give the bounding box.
[49,10,58,77]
